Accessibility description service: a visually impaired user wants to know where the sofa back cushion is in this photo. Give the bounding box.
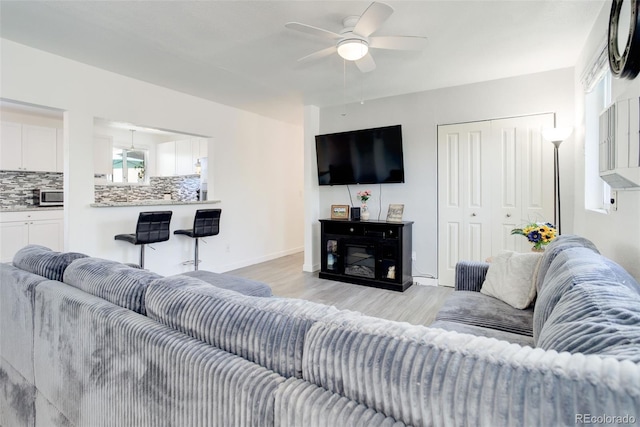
[145,275,345,379]
[63,257,161,314]
[537,279,640,362]
[535,235,599,293]
[12,244,88,282]
[533,248,639,344]
[302,314,640,427]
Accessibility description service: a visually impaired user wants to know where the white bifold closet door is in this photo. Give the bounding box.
[437,114,554,287]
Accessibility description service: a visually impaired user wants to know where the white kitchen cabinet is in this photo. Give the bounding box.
[22,125,58,172]
[156,141,176,176]
[192,137,208,165]
[175,139,194,175]
[94,135,113,176]
[0,122,60,172]
[0,210,64,263]
[1,122,23,170]
[157,138,207,176]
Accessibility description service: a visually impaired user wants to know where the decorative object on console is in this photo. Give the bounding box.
[330,204,350,220]
[386,204,404,222]
[511,222,557,251]
[360,204,370,220]
[542,126,573,234]
[480,250,543,309]
[350,207,361,221]
[386,265,395,279]
[608,0,640,79]
[356,190,371,220]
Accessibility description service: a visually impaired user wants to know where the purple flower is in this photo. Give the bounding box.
[527,230,542,243]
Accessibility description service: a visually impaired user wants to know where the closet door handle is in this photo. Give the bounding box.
[471,213,477,217]
[506,213,512,218]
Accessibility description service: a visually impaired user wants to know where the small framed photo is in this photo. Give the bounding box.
[386,204,404,222]
[331,204,350,220]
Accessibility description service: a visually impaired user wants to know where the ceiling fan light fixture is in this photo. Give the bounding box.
[337,38,369,61]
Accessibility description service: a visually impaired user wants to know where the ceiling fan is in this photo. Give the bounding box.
[285,2,427,73]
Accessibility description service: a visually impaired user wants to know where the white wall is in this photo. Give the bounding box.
[314,68,575,279]
[1,39,304,275]
[572,4,640,280]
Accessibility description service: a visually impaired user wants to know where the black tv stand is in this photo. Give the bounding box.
[319,219,413,292]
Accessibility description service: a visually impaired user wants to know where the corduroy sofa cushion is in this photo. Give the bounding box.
[178,270,272,297]
[63,257,161,314]
[533,248,636,344]
[535,235,599,293]
[12,245,87,282]
[430,319,534,347]
[303,314,640,427]
[145,275,346,379]
[435,290,533,337]
[537,279,640,362]
[275,378,406,427]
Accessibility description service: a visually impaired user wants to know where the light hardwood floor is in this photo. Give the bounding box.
[228,252,452,326]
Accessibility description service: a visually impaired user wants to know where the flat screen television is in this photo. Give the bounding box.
[315,124,405,185]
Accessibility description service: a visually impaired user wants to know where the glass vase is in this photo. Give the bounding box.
[361,203,370,220]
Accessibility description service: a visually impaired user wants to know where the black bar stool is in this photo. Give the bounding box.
[114,211,173,268]
[173,209,221,270]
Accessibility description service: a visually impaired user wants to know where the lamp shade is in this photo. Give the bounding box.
[542,127,573,143]
[337,39,369,61]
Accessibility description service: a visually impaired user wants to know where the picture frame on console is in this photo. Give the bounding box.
[331,204,350,220]
[386,204,404,222]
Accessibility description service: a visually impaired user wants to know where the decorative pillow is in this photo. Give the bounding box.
[480,250,542,309]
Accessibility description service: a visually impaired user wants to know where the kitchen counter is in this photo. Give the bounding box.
[1,206,64,212]
[90,199,221,208]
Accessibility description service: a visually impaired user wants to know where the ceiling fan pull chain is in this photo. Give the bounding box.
[342,59,347,116]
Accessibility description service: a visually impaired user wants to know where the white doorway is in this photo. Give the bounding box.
[437,114,555,287]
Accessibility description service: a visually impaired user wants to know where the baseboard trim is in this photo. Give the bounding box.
[218,246,304,273]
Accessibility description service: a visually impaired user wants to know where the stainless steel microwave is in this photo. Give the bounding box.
[36,189,64,206]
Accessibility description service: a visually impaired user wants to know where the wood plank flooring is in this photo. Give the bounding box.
[228,252,452,326]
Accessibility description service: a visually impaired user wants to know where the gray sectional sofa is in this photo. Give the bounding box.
[2,236,639,427]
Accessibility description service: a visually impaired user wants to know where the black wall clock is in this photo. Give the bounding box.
[608,0,640,79]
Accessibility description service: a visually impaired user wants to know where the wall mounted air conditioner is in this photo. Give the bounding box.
[599,95,640,189]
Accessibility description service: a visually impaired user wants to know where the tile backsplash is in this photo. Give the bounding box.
[0,171,63,208]
[94,175,201,203]
[0,171,201,208]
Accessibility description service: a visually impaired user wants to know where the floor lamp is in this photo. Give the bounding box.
[542,127,573,235]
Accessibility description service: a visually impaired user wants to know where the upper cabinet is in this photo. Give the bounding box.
[1,122,22,170]
[157,137,208,177]
[1,121,61,172]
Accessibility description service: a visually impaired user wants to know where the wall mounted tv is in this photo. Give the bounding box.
[315,124,405,185]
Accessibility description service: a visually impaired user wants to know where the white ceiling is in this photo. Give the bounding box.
[0,1,604,125]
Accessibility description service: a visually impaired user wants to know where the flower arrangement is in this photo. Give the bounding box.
[357,189,372,204]
[511,222,557,250]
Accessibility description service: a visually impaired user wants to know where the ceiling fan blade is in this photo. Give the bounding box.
[353,2,394,37]
[369,35,428,51]
[355,53,376,73]
[297,46,337,63]
[285,22,342,40]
